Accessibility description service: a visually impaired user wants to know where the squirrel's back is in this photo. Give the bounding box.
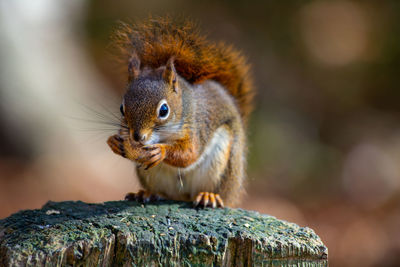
[113,16,254,122]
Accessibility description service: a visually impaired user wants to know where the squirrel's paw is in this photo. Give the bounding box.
[107,134,127,158]
[125,190,164,203]
[193,192,224,208]
[137,144,166,170]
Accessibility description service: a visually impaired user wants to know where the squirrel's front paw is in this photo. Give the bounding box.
[107,135,127,158]
[137,144,166,170]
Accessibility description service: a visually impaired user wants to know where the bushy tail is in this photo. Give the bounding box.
[113,16,254,122]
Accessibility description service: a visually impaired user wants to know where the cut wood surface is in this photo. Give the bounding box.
[0,200,328,266]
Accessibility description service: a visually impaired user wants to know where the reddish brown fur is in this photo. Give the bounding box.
[112,16,254,123]
[163,131,199,168]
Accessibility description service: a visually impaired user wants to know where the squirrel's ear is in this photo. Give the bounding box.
[128,53,141,81]
[163,57,178,93]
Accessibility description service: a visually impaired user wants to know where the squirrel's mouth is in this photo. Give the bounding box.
[142,132,160,145]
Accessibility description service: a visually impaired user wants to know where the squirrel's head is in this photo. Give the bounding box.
[120,56,183,145]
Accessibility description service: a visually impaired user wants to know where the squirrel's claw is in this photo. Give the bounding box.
[144,160,159,170]
[137,144,166,170]
[125,190,164,203]
[142,145,159,151]
[107,134,127,158]
[193,192,224,208]
[137,147,160,161]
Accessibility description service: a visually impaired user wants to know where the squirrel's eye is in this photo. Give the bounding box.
[158,103,169,119]
[120,104,125,116]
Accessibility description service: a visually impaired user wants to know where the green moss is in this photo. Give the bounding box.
[0,200,327,266]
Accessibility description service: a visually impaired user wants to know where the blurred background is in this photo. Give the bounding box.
[1,0,399,266]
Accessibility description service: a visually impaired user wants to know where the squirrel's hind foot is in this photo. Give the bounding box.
[125,190,164,203]
[193,192,224,209]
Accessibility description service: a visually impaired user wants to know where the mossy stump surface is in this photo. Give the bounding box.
[0,200,327,266]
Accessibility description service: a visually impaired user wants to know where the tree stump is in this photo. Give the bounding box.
[0,200,327,266]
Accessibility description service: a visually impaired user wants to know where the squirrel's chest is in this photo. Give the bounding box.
[137,126,232,200]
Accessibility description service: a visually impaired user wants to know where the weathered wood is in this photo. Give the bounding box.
[0,200,327,266]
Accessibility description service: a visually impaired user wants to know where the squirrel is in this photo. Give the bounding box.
[107,17,254,208]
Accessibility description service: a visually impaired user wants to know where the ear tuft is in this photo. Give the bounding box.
[128,53,141,81]
[163,57,177,92]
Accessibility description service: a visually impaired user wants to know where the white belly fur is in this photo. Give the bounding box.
[137,126,232,200]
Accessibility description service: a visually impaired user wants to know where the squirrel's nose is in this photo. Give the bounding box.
[133,132,146,142]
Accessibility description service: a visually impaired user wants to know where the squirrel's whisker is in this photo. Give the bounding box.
[98,103,125,124]
[79,103,125,126]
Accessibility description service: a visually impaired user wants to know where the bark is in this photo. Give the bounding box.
[0,200,328,266]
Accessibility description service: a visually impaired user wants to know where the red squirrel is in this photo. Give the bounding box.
[107,17,254,208]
